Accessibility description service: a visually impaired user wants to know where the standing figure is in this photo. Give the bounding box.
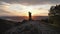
[28,12,32,20]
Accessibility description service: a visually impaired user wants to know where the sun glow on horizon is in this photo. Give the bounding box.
[1,4,51,16]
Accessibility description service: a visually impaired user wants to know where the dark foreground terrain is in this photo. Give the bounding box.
[0,19,60,34]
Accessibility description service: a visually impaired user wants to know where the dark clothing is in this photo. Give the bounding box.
[29,12,32,20]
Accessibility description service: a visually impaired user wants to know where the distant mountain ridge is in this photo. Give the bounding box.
[0,16,48,22]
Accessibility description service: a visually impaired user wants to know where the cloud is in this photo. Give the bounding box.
[0,0,60,5]
[0,9,13,16]
[0,9,10,13]
[0,0,59,16]
[0,9,23,16]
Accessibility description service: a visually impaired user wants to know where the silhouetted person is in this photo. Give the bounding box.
[28,12,32,20]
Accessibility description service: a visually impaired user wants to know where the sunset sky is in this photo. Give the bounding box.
[0,0,60,16]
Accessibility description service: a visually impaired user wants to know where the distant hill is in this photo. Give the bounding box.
[32,16,48,20]
[0,16,26,22]
[0,16,48,22]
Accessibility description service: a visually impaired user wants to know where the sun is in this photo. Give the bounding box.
[24,6,37,16]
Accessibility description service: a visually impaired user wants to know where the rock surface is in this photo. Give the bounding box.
[4,20,60,34]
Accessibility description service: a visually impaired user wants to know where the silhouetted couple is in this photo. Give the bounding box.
[28,12,32,20]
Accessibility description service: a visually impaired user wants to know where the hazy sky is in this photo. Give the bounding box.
[0,0,60,16]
